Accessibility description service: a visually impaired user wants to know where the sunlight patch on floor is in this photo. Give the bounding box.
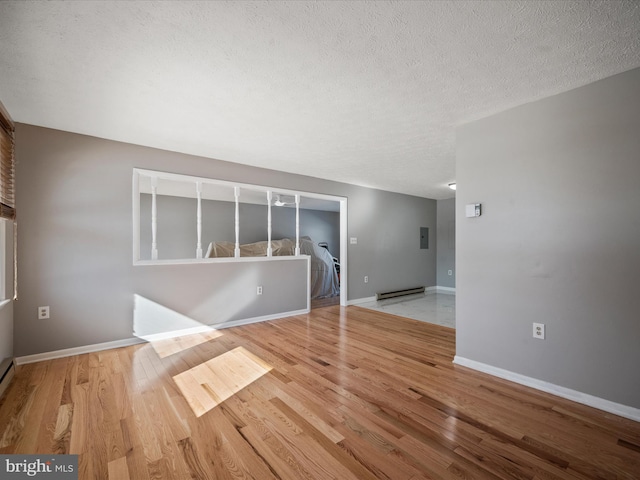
[150,330,224,358]
[173,346,272,417]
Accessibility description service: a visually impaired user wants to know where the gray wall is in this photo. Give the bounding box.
[456,67,640,409]
[436,198,455,288]
[139,195,340,260]
[14,124,436,356]
[272,208,340,258]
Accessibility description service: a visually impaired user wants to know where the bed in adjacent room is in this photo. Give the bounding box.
[205,237,340,299]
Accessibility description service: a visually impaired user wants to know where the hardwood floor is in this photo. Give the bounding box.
[1,306,639,479]
[310,295,341,309]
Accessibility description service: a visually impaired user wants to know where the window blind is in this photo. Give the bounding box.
[0,101,15,220]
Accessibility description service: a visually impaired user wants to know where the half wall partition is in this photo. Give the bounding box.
[132,168,348,306]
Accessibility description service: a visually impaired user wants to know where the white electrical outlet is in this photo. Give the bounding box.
[38,306,50,320]
[350,237,358,244]
[448,270,453,276]
[364,276,368,283]
[533,323,545,340]
[257,286,263,295]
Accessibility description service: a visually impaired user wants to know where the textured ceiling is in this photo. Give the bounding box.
[1,1,639,199]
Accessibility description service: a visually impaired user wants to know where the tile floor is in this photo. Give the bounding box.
[358,292,455,328]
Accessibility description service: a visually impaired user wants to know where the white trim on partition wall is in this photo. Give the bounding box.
[132,168,348,262]
[15,308,310,366]
[453,356,640,422]
[340,198,348,306]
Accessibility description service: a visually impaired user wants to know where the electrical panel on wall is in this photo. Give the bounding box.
[420,227,429,249]
[465,204,481,217]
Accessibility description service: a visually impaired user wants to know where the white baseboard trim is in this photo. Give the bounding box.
[348,288,456,305]
[426,286,456,294]
[15,308,309,366]
[16,338,146,365]
[212,308,309,330]
[347,296,377,306]
[453,356,640,422]
[136,325,220,342]
[136,307,308,342]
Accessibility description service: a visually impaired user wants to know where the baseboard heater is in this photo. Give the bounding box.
[376,286,425,301]
[0,358,15,399]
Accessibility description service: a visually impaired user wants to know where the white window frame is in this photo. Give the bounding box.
[0,219,7,305]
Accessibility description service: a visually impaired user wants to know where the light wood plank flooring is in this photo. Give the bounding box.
[310,295,341,309]
[1,306,639,479]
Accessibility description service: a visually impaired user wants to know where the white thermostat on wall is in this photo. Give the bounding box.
[465,203,481,217]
